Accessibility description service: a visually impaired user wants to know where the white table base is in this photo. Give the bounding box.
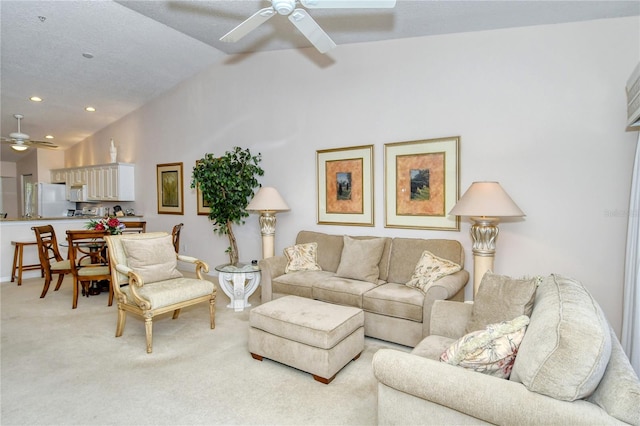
[218,270,261,312]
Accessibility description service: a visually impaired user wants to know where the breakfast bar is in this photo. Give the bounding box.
[0,217,142,283]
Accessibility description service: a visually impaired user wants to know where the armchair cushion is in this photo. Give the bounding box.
[510,274,612,401]
[466,273,537,333]
[121,276,214,309]
[441,315,529,379]
[405,250,461,293]
[284,242,322,273]
[335,235,386,284]
[120,234,183,284]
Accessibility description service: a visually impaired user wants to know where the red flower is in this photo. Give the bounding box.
[94,223,105,231]
[107,218,120,228]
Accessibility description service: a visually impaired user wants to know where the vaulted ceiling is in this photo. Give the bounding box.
[2,0,638,162]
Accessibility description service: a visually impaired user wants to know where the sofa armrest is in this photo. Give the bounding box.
[429,300,472,338]
[373,349,620,425]
[421,269,469,338]
[258,256,288,302]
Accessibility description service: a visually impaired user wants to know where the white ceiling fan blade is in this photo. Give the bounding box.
[28,140,59,150]
[301,0,396,8]
[289,9,336,53]
[220,7,276,43]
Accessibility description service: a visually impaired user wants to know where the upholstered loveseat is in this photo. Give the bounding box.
[258,230,469,347]
[373,273,640,425]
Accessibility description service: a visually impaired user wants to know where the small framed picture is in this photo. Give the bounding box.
[156,162,184,215]
[195,161,210,216]
[384,137,460,231]
[316,145,374,226]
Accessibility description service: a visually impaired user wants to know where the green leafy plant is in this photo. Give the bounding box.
[191,147,264,265]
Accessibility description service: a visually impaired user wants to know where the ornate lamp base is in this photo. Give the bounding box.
[258,211,277,259]
[469,217,499,296]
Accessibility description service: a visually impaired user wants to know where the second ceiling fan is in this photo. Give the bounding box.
[220,0,397,54]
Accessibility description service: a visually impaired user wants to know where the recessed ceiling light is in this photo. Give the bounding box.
[45,135,54,139]
[82,52,94,59]
[85,106,96,112]
[30,96,43,102]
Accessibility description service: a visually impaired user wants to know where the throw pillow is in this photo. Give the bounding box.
[335,236,386,284]
[465,272,538,333]
[510,274,612,401]
[284,242,322,274]
[120,235,183,284]
[441,315,530,379]
[405,250,461,293]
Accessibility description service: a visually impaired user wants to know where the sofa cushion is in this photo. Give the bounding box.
[295,231,344,273]
[387,238,464,284]
[510,274,612,401]
[284,242,322,273]
[441,315,529,379]
[363,283,424,322]
[405,250,461,293]
[335,235,386,284]
[120,234,183,284]
[272,270,334,299]
[312,276,378,308]
[412,334,457,360]
[466,273,537,333]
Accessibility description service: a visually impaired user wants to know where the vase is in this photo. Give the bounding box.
[110,139,117,163]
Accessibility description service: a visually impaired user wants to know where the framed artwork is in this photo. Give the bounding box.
[316,145,374,226]
[384,137,460,231]
[195,161,210,216]
[156,162,184,215]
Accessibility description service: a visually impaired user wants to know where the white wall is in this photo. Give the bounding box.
[66,17,640,336]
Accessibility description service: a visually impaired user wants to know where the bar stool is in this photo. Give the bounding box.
[11,241,44,286]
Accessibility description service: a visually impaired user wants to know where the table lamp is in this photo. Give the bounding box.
[246,187,290,259]
[449,181,525,296]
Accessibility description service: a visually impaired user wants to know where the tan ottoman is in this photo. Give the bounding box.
[249,295,364,384]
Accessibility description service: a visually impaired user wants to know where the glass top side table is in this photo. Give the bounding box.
[214,262,261,312]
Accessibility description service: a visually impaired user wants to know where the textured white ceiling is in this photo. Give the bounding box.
[2,0,639,163]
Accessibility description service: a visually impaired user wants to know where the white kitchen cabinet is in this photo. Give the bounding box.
[50,169,67,183]
[67,168,88,186]
[87,163,134,201]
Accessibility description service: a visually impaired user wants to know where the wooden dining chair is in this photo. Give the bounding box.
[171,223,184,253]
[32,225,73,299]
[66,229,112,309]
[122,221,146,234]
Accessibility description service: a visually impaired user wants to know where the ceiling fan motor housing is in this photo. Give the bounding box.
[272,0,295,15]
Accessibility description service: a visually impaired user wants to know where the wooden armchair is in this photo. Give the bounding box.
[171,223,183,253]
[66,229,112,309]
[32,225,73,299]
[122,221,146,233]
[105,232,216,353]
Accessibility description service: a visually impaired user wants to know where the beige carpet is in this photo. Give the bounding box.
[1,274,408,425]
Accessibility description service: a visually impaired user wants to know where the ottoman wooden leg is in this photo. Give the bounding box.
[251,353,263,361]
[313,373,337,385]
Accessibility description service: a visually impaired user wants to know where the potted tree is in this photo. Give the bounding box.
[191,146,264,265]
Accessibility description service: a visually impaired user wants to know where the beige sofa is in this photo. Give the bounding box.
[373,274,640,425]
[258,230,469,347]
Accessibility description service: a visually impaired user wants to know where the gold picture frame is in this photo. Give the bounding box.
[156,162,184,215]
[195,161,210,216]
[317,145,374,226]
[384,137,460,230]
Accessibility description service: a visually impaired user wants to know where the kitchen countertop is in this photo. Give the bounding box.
[0,215,144,222]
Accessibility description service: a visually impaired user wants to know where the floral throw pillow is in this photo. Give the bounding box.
[440,315,530,379]
[284,242,322,274]
[405,250,461,293]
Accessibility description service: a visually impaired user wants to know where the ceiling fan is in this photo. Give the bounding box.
[1,114,58,152]
[220,0,397,54]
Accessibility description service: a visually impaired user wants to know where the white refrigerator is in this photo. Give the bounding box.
[26,183,75,218]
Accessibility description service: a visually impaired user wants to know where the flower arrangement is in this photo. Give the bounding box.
[86,216,125,235]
